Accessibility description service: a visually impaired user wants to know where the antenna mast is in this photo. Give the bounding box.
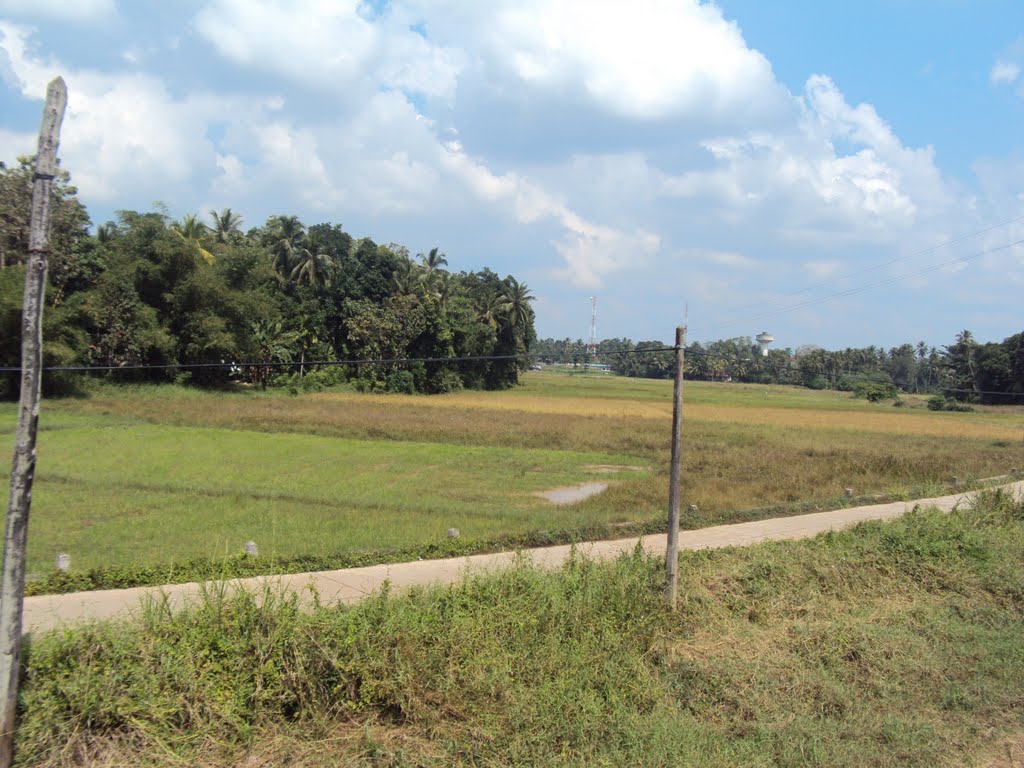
[587,296,598,357]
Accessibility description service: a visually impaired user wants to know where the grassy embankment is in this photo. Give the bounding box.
[13,489,1024,767]
[0,371,1021,590]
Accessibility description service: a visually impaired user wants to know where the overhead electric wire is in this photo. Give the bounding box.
[4,342,1020,399]
[706,237,1024,332]
[725,213,1024,318]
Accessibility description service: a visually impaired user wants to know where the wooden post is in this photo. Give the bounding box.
[0,76,66,768]
[665,325,685,609]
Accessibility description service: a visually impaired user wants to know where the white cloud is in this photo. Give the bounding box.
[440,139,659,286]
[706,250,756,268]
[3,3,1007,347]
[194,0,461,101]
[0,22,246,204]
[405,0,782,122]
[0,127,34,158]
[990,61,1020,85]
[0,0,115,21]
[663,75,950,240]
[802,260,842,279]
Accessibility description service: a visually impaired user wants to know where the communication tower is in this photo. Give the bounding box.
[587,297,598,356]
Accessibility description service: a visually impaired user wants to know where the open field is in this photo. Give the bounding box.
[13,490,1024,767]
[1,372,1022,580]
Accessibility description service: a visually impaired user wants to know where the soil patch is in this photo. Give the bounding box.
[535,482,609,505]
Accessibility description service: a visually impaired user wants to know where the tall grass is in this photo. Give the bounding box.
[15,489,1024,766]
[1,374,1020,586]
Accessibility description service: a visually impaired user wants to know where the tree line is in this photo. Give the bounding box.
[0,157,536,397]
[532,330,1024,405]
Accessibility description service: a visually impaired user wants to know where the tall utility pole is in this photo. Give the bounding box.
[0,76,66,768]
[587,296,598,358]
[665,324,686,609]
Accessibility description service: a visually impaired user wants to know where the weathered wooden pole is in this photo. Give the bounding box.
[0,76,67,768]
[665,325,685,609]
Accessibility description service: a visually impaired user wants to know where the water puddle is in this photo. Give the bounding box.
[535,482,609,505]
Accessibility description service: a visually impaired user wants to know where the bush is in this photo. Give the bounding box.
[928,395,975,413]
[853,381,898,402]
[301,365,347,389]
[385,369,416,394]
[430,368,464,394]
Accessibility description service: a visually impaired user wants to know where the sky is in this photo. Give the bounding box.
[1,0,1023,350]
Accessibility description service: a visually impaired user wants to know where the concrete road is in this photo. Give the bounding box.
[22,482,1023,634]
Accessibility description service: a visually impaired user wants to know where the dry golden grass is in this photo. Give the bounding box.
[310,388,1024,441]
[4,373,1015,573]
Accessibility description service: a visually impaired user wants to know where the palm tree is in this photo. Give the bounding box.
[499,277,534,330]
[249,319,298,389]
[476,291,506,328]
[949,329,979,395]
[172,214,214,265]
[209,207,244,244]
[417,246,448,277]
[433,271,455,308]
[392,256,421,296]
[267,214,305,276]
[95,222,117,244]
[289,247,337,289]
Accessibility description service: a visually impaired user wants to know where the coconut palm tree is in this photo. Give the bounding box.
[433,271,455,308]
[209,207,244,244]
[289,247,337,289]
[476,291,506,328]
[267,214,306,276]
[499,277,534,330]
[172,214,214,265]
[95,222,117,245]
[417,246,448,277]
[392,256,421,296]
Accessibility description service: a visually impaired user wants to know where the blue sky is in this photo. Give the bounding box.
[1,0,1023,350]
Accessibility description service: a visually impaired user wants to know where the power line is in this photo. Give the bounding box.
[725,213,1024,318]
[6,342,1020,399]
[707,238,1024,331]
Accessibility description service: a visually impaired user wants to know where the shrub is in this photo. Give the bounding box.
[385,369,416,394]
[853,381,898,402]
[430,368,464,394]
[927,395,976,413]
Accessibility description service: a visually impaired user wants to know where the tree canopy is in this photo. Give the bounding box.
[0,160,536,397]
[533,331,1024,404]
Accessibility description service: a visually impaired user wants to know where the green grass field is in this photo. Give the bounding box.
[15,490,1024,767]
[1,371,1022,579]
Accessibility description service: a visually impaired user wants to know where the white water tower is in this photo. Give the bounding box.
[755,331,774,357]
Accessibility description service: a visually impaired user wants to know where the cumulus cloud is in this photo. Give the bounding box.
[661,75,950,241]
[0,22,248,204]
[1,2,995,345]
[990,61,1020,85]
[440,139,659,286]
[404,0,783,122]
[0,127,34,156]
[194,0,461,101]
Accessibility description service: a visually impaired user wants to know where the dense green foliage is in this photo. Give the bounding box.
[0,160,535,396]
[15,489,1024,766]
[535,329,1024,404]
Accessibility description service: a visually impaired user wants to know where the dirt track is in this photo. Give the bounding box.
[21,482,1024,635]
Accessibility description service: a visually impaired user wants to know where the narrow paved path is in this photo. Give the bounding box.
[22,482,1023,634]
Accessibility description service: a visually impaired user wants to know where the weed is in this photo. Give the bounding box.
[13,492,1024,766]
